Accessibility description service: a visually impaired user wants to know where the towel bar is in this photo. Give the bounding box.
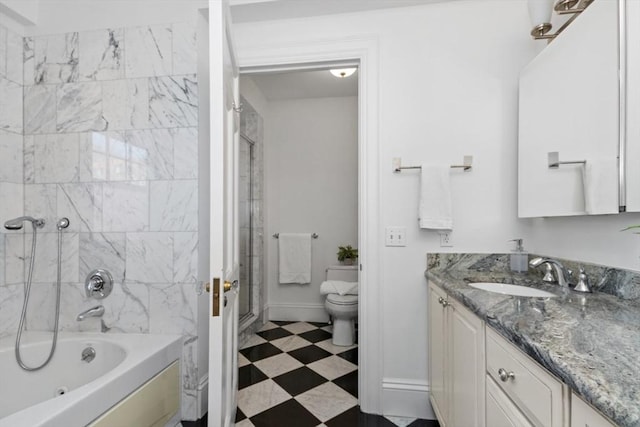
[273,233,319,239]
[393,155,473,172]
[547,151,587,169]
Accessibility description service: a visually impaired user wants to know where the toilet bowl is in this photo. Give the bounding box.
[325,294,358,346]
[323,265,358,346]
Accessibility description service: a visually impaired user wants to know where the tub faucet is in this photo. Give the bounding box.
[529,257,573,287]
[77,305,105,321]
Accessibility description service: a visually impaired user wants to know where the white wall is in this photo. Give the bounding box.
[263,96,358,321]
[234,0,539,418]
[240,76,269,120]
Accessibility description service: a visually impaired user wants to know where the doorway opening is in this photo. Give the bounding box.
[236,65,361,421]
[238,64,359,336]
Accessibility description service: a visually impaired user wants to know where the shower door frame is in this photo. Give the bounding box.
[238,132,256,327]
[237,37,381,413]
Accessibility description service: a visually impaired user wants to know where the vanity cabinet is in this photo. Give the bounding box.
[428,280,622,426]
[571,393,615,427]
[428,282,485,427]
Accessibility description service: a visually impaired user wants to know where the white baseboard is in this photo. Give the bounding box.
[267,303,329,322]
[197,374,208,420]
[381,378,436,420]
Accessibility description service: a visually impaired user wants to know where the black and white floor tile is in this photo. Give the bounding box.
[236,321,440,427]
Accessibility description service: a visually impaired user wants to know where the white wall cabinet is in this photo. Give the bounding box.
[428,282,485,427]
[518,0,620,217]
[428,282,619,427]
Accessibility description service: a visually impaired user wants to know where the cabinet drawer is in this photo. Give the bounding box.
[487,375,534,427]
[486,328,564,427]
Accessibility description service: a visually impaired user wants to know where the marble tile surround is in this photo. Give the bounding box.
[0,21,202,421]
[0,24,25,296]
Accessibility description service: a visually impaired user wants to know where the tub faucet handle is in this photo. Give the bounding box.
[85,269,113,299]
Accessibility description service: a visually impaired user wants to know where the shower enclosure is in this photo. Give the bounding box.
[237,96,265,342]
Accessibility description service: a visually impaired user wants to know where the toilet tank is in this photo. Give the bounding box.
[326,265,358,282]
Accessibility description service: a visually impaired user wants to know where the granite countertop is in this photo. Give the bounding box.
[426,253,640,427]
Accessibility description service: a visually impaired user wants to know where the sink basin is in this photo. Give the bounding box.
[469,283,556,298]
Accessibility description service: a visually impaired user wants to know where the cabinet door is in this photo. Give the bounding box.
[450,299,485,427]
[486,375,534,427]
[428,283,448,426]
[518,0,620,217]
[571,393,615,427]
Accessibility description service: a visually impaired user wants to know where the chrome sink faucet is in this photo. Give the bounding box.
[529,257,573,287]
[76,305,105,321]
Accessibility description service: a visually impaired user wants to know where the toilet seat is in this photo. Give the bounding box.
[326,294,358,306]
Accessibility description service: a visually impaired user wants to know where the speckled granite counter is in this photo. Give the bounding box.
[426,253,640,427]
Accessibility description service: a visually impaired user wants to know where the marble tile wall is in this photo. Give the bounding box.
[0,23,25,301]
[0,22,201,421]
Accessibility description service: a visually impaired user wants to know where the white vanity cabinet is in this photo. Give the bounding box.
[428,283,448,425]
[571,393,616,427]
[428,282,485,427]
[428,281,623,427]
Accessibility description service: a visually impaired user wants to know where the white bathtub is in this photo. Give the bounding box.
[0,332,182,427]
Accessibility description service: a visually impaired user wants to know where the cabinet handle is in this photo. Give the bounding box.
[498,368,516,382]
[437,296,451,307]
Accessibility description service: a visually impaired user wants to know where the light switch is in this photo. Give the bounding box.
[385,226,407,247]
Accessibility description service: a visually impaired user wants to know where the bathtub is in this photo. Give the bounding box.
[0,332,182,427]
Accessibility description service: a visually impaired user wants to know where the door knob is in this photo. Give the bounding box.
[224,280,238,292]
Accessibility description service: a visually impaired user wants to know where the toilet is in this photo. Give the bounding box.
[322,265,358,346]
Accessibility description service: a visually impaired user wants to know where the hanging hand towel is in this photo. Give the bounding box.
[279,233,312,284]
[320,280,359,296]
[582,160,619,215]
[419,164,453,230]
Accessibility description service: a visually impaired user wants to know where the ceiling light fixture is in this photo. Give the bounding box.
[330,68,356,78]
[528,0,594,41]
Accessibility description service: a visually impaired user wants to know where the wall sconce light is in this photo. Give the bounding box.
[330,68,357,78]
[528,0,594,40]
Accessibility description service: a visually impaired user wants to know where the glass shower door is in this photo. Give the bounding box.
[238,135,253,321]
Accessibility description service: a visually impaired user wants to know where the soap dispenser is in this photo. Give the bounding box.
[509,239,528,273]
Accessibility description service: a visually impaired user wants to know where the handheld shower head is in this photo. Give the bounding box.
[4,216,45,230]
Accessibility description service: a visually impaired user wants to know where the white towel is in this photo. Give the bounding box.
[419,164,453,230]
[320,280,358,296]
[581,160,618,215]
[278,233,312,284]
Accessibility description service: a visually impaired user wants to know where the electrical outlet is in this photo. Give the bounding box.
[385,226,407,247]
[439,231,453,247]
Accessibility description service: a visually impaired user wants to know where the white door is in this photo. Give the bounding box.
[208,0,240,426]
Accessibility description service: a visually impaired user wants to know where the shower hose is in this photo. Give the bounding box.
[15,220,65,371]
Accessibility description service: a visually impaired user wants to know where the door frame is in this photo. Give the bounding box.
[236,36,382,413]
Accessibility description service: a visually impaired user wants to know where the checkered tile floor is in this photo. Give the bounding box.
[236,321,439,427]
